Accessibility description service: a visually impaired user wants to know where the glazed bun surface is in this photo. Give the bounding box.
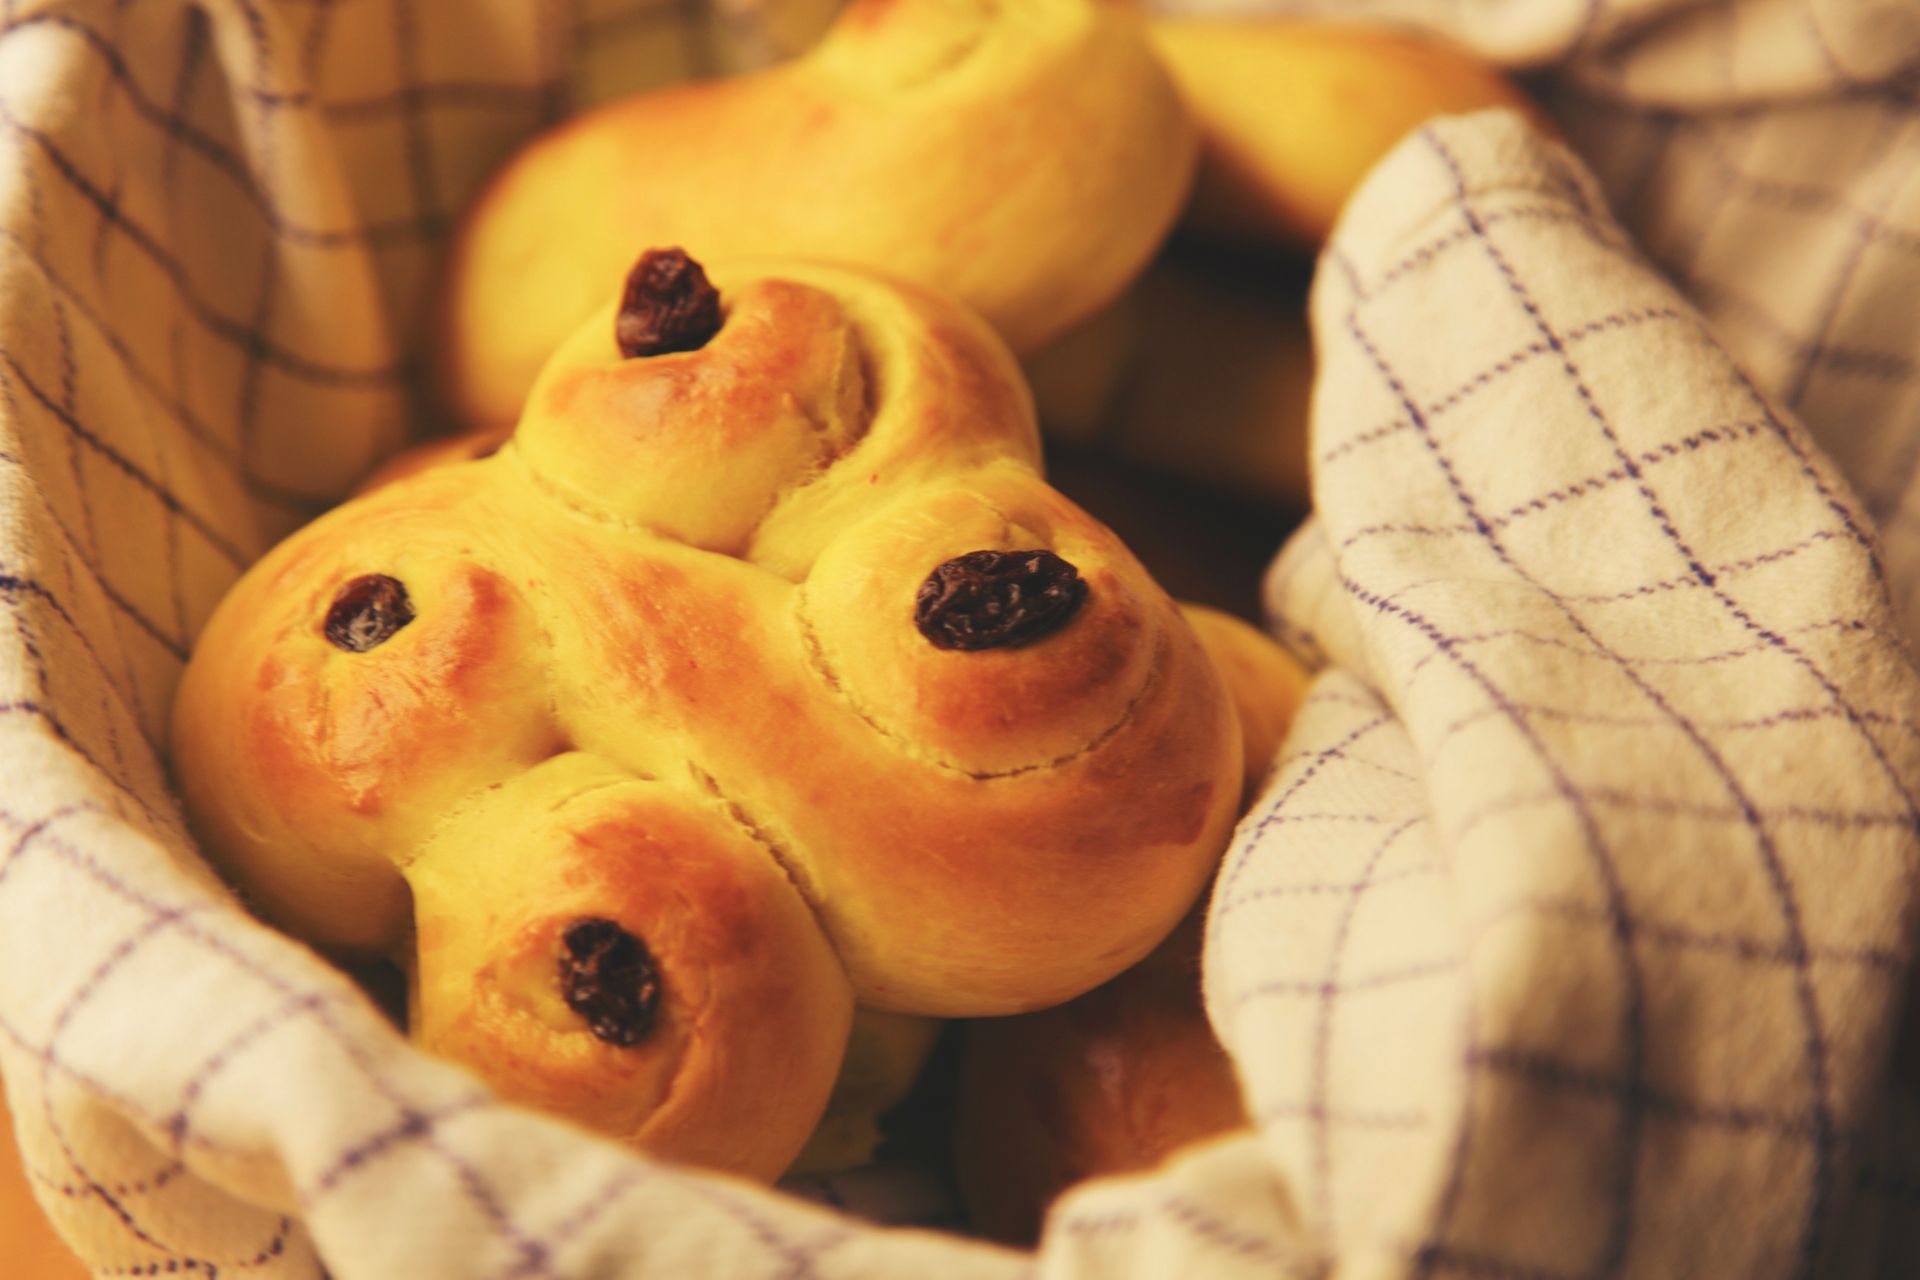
[172,255,1241,1175]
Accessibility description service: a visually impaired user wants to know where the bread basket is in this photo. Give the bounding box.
[5,0,1920,1276]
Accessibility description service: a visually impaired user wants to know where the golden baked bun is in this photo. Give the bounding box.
[434,0,1197,431]
[172,252,1242,1174]
[1178,603,1312,803]
[954,911,1247,1245]
[1151,18,1548,250]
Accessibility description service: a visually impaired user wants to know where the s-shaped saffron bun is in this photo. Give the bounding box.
[433,0,1197,431]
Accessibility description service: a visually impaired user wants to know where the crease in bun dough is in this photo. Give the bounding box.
[172,253,1241,1178]
[434,0,1198,430]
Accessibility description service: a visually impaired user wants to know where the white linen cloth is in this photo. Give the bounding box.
[2,0,1918,1275]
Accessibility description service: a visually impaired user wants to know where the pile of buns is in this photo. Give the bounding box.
[168,0,1535,1236]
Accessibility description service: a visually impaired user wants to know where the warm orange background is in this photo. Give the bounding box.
[1,1084,92,1280]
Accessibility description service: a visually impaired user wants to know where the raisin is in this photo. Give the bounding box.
[558,918,661,1047]
[913,549,1088,651]
[615,248,723,358]
[323,574,415,652]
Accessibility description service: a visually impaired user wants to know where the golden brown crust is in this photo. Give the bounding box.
[409,757,852,1181]
[432,0,1196,430]
[173,256,1240,1175]
[798,469,1160,776]
[523,470,1241,1015]
[518,279,868,554]
[954,912,1249,1245]
[170,472,566,953]
[1151,18,1550,250]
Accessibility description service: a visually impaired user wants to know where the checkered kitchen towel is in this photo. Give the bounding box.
[4,0,1920,1276]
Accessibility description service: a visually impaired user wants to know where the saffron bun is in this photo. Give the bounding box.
[954,911,1248,1245]
[172,254,1242,1177]
[1150,17,1549,250]
[433,0,1197,433]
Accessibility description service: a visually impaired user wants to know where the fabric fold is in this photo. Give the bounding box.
[1248,108,1920,1278]
[4,1,1920,1277]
